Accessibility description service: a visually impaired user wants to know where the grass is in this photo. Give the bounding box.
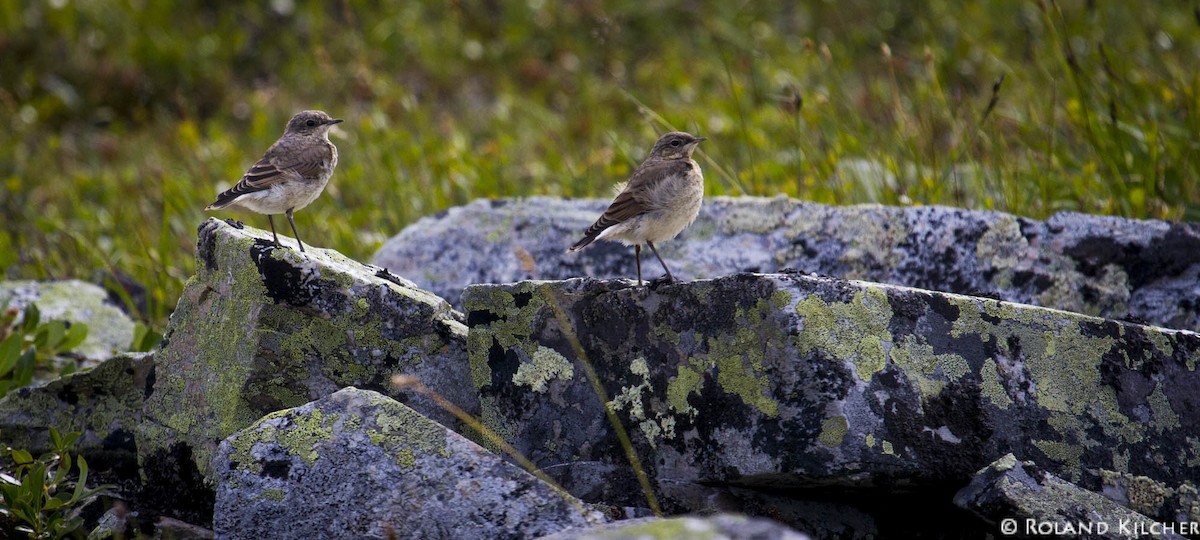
[1,1,1198,328]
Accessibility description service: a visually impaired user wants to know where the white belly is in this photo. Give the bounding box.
[232,176,329,215]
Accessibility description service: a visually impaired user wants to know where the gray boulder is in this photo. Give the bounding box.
[462,273,1200,526]
[373,197,1200,330]
[0,352,151,465]
[137,219,472,521]
[213,387,604,539]
[0,279,137,360]
[954,454,1186,540]
[538,513,811,540]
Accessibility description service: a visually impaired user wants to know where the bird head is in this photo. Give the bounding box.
[286,110,343,136]
[648,131,706,159]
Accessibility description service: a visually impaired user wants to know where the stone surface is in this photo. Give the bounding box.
[0,279,137,360]
[463,273,1200,525]
[213,387,604,540]
[374,196,1200,330]
[954,454,1189,540]
[538,513,811,540]
[137,219,472,521]
[0,352,151,467]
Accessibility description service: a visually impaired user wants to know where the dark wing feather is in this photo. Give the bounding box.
[207,143,332,209]
[568,159,690,251]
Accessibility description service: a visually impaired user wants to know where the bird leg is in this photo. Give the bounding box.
[635,244,643,286]
[286,208,306,253]
[267,215,282,248]
[647,241,674,282]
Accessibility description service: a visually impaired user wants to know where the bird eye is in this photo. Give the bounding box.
[670,139,682,147]
[305,119,317,127]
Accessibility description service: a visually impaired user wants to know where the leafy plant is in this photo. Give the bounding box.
[0,427,112,539]
[0,305,89,399]
[128,323,162,354]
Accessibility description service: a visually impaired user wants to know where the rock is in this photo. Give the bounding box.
[373,197,1200,330]
[538,513,811,540]
[0,279,137,360]
[0,352,151,468]
[463,273,1200,525]
[137,219,472,522]
[954,454,1189,540]
[213,387,604,540]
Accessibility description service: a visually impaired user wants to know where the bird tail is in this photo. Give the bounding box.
[567,217,616,252]
[205,190,240,211]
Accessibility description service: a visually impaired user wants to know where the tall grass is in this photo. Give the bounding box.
[1,1,1197,327]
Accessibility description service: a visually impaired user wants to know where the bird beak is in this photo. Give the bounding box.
[328,119,344,125]
[695,137,707,143]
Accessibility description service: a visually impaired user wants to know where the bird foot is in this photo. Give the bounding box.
[648,275,676,290]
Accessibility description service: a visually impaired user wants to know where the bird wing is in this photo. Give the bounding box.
[207,143,332,208]
[568,159,690,251]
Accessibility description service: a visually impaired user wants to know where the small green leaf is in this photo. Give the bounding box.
[69,455,90,503]
[61,431,80,449]
[10,448,33,465]
[49,426,63,450]
[60,323,88,352]
[0,334,21,375]
[21,304,40,333]
[42,320,66,351]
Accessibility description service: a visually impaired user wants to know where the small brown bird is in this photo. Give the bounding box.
[568,131,706,285]
[206,110,342,252]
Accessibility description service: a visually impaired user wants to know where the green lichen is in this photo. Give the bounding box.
[260,489,286,503]
[512,346,574,393]
[1147,383,1181,431]
[228,407,336,473]
[463,282,549,390]
[707,321,779,417]
[817,415,848,447]
[366,400,451,467]
[865,433,876,448]
[1100,471,1174,516]
[979,359,1013,408]
[609,356,675,446]
[1033,439,1085,481]
[794,288,893,382]
[276,410,336,465]
[666,361,704,415]
[837,206,908,277]
[975,216,1028,290]
[881,440,895,455]
[889,336,971,398]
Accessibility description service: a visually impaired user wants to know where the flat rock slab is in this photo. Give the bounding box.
[463,273,1200,520]
[954,454,1190,540]
[0,279,136,360]
[0,352,151,463]
[375,196,1200,330]
[138,219,472,508]
[538,513,811,540]
[213,387,604,540]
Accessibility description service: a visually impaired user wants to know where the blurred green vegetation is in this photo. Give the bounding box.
[1,1,1198,328]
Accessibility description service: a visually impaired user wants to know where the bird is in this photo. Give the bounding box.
[205,110,342,253]
[568,131,706,286]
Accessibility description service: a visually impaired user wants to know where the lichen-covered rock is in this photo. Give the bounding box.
[374,197,1200,330]
[137,219,472,518]
[463,274,1200,523]
[213,387,604,540]
[0,352,151,465]
[538,513,811,540]
[0,279,137,360]
[954,454,1187,540]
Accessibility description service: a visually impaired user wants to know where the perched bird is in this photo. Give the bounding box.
[206,110,342,252]
[568,131,706,286]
